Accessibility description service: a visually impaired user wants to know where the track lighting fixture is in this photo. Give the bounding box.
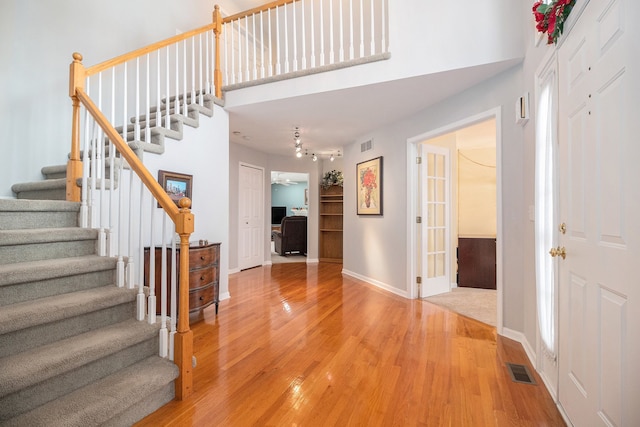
[312,153,318,162]
[330,154,335,162]
[296,151,303,158]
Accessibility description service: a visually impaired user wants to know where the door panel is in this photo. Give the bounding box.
[557,0,639,425]
[239,164,264,270]
[420,144,450,297]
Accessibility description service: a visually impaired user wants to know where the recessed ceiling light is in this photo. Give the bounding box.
[232,131,241,136]
[243,135,251,140]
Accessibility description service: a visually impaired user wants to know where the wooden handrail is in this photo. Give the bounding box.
[85,23,216,77]
[74,83,195,400]
[222,0,300,23]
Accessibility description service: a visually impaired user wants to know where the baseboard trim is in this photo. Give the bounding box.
[501,328,572,425]
[306,258,319,264]
[501,327,537,367]
[341,269,409,299]
[219,291,230,301]
[228,268,240,275]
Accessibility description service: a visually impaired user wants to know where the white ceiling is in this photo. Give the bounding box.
[217,0,518,159]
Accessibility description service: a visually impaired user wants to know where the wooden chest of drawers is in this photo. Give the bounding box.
[144,242,220,321]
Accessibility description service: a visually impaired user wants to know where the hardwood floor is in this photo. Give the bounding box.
[136,263,565,426]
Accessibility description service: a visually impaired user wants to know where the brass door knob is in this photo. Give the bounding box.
[549,246,566,260]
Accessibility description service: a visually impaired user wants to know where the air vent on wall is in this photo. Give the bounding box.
[361,139,373,152]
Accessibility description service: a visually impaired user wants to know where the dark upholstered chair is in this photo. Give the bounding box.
[272,216,307,256]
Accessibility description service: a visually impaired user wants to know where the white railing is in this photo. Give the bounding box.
[221,0,389,87]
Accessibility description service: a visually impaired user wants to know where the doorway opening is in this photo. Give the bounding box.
[270,171,309,264]
[407,109,502,331]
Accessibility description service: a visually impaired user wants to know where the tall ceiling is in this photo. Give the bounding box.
[217,0,518,160]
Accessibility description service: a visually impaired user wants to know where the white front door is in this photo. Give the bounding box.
[239,163,264,270]
[420,144,450,298]
[557,0,640,425]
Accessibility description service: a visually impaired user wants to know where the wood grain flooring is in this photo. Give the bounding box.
[136,262,565,426]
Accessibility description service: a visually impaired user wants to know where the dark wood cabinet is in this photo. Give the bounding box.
[457,238,496,289]
[144,242,220,321]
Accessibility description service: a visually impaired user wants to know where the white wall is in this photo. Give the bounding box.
[343,65,526,331]
[0,0,217,198]
[143,105,230,299]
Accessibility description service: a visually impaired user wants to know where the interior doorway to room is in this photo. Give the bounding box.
[411,116,499,327]
[270,171,309,263]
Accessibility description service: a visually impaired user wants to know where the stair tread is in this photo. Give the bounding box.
[0,285,137,336]
[0,255,117,287]
[0,318,158,397]
[6,356,177,427]
[0,199,80,213]
[0,227,98,246]
[11,178,66,192]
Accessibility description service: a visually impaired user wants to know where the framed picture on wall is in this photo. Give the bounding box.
[356,156,383,215]
[158,170,193,207]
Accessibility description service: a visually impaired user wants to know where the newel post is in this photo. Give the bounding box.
[213,5,223,98]
[67,53,85,202]
[174,197,195,400]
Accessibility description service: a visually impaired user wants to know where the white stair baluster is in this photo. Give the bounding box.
[148,196,156,324]
[329,0,334,64]
[339,0,344,62]
[260,11,265,78]
[381,0,387,52]
[80,81,90,229]
[144,54,150,144]
[320,0,325,66]
[359,0,364,57]
[165,47,170,129]
[245,16,250,80]
[182,40,188,116]
[169,229,177,361]
[284,3,289,73]
[125,170,136,289]
[230,21,236,84]
[191,36,196,107]
[116,157,125,288]
[252,14,257,80]
[268,8,273,77]
[301,1,307,70]
[159,214,168,357]
[108,68,116,257]
[199,33,204,105]
[135,58,140,142]
[135,180,145,319]
[97,72,106,256]
[275,7,281,75]
[310,0,316,68]
[292,1,298,72]
[349,0,354,60]
[370,0,375,54]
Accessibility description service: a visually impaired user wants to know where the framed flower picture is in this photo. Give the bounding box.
[356,156,383,215]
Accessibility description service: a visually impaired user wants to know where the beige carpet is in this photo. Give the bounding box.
[271,242,307,264]
[425,287,496,327]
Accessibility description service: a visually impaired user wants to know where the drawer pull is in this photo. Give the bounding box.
[199,296,204,301]
[200,256,205,261]
[200,276,205,281]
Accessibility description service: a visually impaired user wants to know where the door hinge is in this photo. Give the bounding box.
[416,216,422,223]
[416,276,422,284]
[416,156,422,164]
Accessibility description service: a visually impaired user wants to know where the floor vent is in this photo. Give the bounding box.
[506,363,536,385]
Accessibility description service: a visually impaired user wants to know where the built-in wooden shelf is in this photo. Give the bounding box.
[319,185,343,263]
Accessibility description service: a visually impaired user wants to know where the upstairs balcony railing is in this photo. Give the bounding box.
[66,0,388,402]
[220,0,389,89]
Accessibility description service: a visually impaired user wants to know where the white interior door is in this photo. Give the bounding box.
[239,163,264,270]
[557,0,639,425]
[420,144,450,298]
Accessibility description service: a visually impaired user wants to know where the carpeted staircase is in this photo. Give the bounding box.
[11,92,218,200]
[0,93,219,425]
[0,199,177,426]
